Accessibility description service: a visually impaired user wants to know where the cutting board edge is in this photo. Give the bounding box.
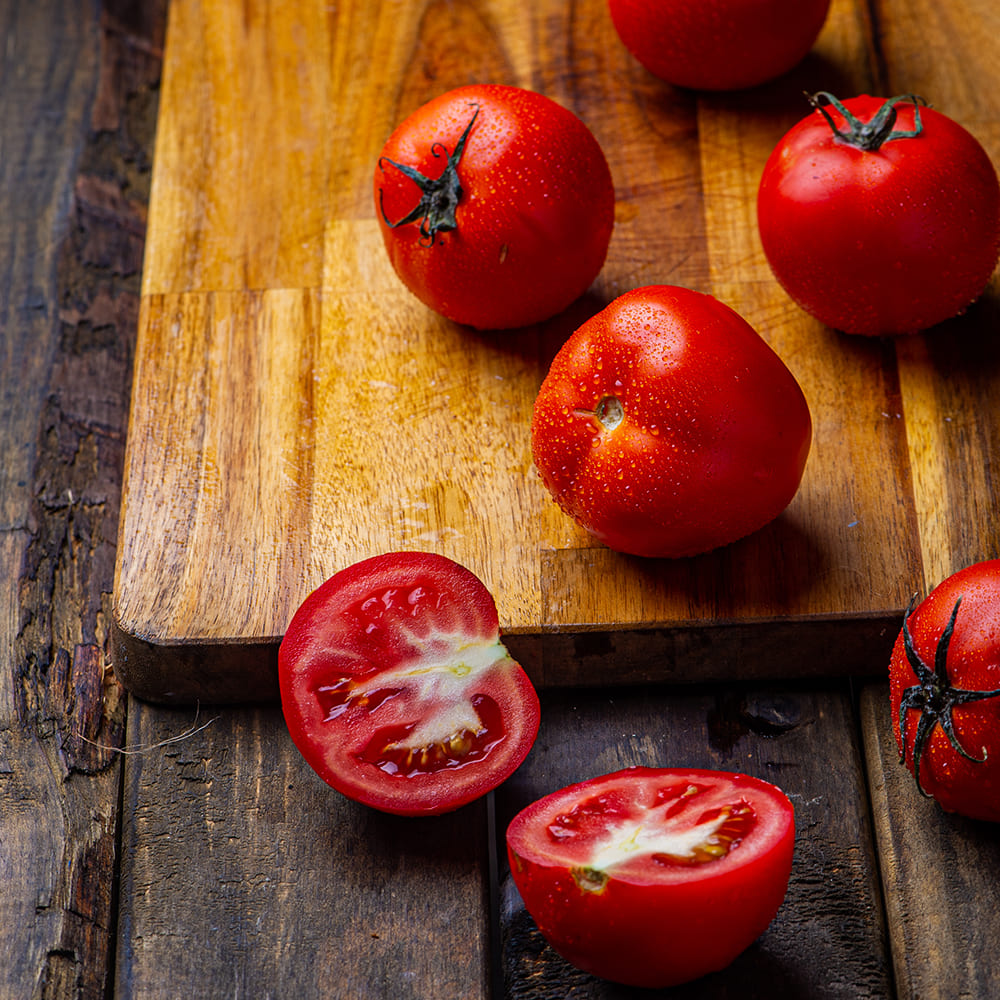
[110,610,901,705]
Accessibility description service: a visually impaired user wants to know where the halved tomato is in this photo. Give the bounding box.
[279,552,540,816]
[506,767,795,988]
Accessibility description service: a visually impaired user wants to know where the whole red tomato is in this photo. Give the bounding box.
[506,767,795,988]
[889,560,1000,822]
[758,93,1000,336]
[531,285,812,558]
[374,85,614,330]
[278,552,540,816]
[608,0,830,91]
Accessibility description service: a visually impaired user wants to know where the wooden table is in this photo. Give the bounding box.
[3,1,999,997]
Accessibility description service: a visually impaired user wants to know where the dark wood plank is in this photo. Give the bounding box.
[494,684,893,998]
[114,704,492,999]
[861,684,1000,1000]
[0,3,163,998]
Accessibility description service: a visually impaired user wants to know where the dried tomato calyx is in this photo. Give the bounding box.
[898,594,1000,797]
[377,103,480,246]
[808,92,926,152]
[573,396,625,433]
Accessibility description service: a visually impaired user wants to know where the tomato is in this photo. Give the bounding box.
[374,85,614,330]
[278,552,540,816]
[607,0,831,91]
[889,560,1000,822]
[758,92,1000,336]
[506,766,795,988]
[530,285,812,558]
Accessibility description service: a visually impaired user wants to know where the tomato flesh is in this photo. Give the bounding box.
[279,552,540,816]
[507,767,795,988]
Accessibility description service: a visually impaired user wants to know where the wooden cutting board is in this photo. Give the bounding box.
[111,0,1000,704]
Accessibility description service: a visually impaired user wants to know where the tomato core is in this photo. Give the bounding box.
[357,693,506,777]
[547,781,758,875]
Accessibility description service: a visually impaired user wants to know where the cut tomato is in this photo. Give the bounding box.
[506,766,795,988]
[279,552,540,816]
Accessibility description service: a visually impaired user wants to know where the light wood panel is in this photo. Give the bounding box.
[112,0,1000,702]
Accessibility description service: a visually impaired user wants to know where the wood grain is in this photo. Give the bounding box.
[112,0,1000,704]
[114,705,491,1000]
[0,3,164,998]
[861,684,1000,1000]
[879,0,1000,590]
[494,684,894,998]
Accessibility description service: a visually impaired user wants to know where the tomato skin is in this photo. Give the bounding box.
[758,95,1000,336]
[506,767,795,988]
[374,85,614,330]
[888,560,1000,822]
[608,0,831,91]
[531,285,811,558]
[278,552,540,816]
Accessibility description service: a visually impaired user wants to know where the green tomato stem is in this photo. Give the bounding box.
[808,91,927,151]
[377,103,480,246]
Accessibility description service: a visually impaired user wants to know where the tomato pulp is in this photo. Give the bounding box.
[531,285,812,558]
[507,767,796,988]
[279,552,540,816]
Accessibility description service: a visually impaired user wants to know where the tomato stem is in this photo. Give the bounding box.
[808,92,927,151]
[897,594,1000,797]
[377,103,479,246]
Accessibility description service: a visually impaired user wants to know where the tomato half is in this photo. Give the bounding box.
[531,285,812,558]
[758,93,1000,336]
[506,767,795,988]
[374,84,615,330]
[278,552,540,816]
[889,560,1000,822]
[607,0,831,91]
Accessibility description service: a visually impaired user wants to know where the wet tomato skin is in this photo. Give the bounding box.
[506,767,795,988]
[889,560,1000,822]
[758,95,1000,335]
[279,551,540,816]
[608,0,831,91]
[374,84,614,330]
[531,285,811,558]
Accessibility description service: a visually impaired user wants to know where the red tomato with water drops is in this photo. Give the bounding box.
[278,552,540,816]
[889,560,1000,822]
[607,0,831,91]
[506,767,795,988]
[374,84,614,330]
[758,92,1000,335]
[531,285,812,558]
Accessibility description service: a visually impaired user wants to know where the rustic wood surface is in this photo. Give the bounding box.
[495,685,895,999]
[3,1,1000,999]
[861,686,1000,1000]
[112,0,999,704]
[1,2,162,997]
